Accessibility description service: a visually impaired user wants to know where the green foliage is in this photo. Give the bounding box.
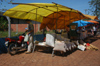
[0,0,14,7]
[0,17,8,31]
[0,31,24,38]
[0,31,54,38]
[88,0,100,19]
[35,30,55,35]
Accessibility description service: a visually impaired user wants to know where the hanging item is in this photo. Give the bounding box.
[24,34,29,42]
[77,45,86,51]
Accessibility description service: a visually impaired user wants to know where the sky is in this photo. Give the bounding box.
[0,0,91,15]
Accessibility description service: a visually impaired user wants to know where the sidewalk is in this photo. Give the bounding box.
[0,36,100,66]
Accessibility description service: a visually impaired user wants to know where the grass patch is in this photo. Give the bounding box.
[0,30,55,38]
[0,31,23,38]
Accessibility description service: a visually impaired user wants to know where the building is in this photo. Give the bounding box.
[0,12,42,33]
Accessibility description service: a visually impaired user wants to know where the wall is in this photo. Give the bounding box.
[11,24,40,33]
[11,24,50,33]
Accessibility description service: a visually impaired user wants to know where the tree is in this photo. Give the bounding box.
[0,17,8,31]
[0,0,14,3]
[0,0,14,8]
[0,0,14,12]
[88,0,100,19]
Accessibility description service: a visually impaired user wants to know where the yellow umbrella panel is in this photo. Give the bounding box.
[84,14,98,20]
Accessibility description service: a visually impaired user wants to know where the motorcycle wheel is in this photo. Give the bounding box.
[8,43,17,55]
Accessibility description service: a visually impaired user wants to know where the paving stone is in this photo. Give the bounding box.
[0,36,100,66]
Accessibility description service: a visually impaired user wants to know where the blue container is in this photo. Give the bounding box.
[0,38,7,54]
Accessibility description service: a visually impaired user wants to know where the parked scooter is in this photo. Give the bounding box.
[5,32,28,55]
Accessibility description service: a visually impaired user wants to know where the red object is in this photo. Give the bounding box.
[5,38,15,42]
[87,20,99,24]
[27,41,29,45]
[86,43,90,46]
[5,35,24,44]
[43,37,46,42]
[17,36,24,43]
[78,27,82,29]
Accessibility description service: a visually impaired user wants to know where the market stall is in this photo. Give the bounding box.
[72,20,93,40]
[3,2,89,56]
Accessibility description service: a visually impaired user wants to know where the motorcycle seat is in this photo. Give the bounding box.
[10,38,19,41]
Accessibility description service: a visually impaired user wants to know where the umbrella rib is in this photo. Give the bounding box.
[52,2,74,11]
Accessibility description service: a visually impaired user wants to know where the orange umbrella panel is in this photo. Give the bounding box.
[87,20,99,24]
[40,11,89,30]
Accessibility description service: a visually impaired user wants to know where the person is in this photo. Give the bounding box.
[66,25,70,39]
[25,20,34,54]
[82,26,85,32]
[91,28,94,36]
[93,25,97,36]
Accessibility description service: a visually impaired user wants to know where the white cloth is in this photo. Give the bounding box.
[27,36,33,52]
[38,42,46,46]
[93,26,96,31]
[53,41,66,52]
[82,27,85,31]
[27,22,34,52]
[46,34,55,47]
[77,45,86,51]
[24,34,29,42]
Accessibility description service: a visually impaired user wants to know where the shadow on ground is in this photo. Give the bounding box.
[83,36,100,43]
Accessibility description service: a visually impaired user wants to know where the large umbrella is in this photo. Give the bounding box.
[3,3,89,30]
[72,20,93,27]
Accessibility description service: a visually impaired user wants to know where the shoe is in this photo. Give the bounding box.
[25,51,31,54]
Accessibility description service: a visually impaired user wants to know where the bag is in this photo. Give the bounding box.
[77,45,86,51]
[46,34,55,47]
[53,41,66,52]
[43,37,46,42]
[24,34,29,42]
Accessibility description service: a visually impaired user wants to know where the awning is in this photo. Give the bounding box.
[72,20,93,27]
[84,14,98,20]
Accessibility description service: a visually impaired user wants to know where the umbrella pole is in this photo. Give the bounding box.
[34,8,38,40]
[52,5,58,57]
[6,16,11,37]
[64,16,65,31]
[32,8,38,53]
[54,4,58,34]
[79,14,81,43]
[56,5,58,31]
[69,10,71,40]
[55,4,58,37]
[53,13,55,31]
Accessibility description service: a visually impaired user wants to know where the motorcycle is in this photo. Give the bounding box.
[5,32,28,55]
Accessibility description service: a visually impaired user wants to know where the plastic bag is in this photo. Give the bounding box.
[24,34,29,42]
[77,45,86,51]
